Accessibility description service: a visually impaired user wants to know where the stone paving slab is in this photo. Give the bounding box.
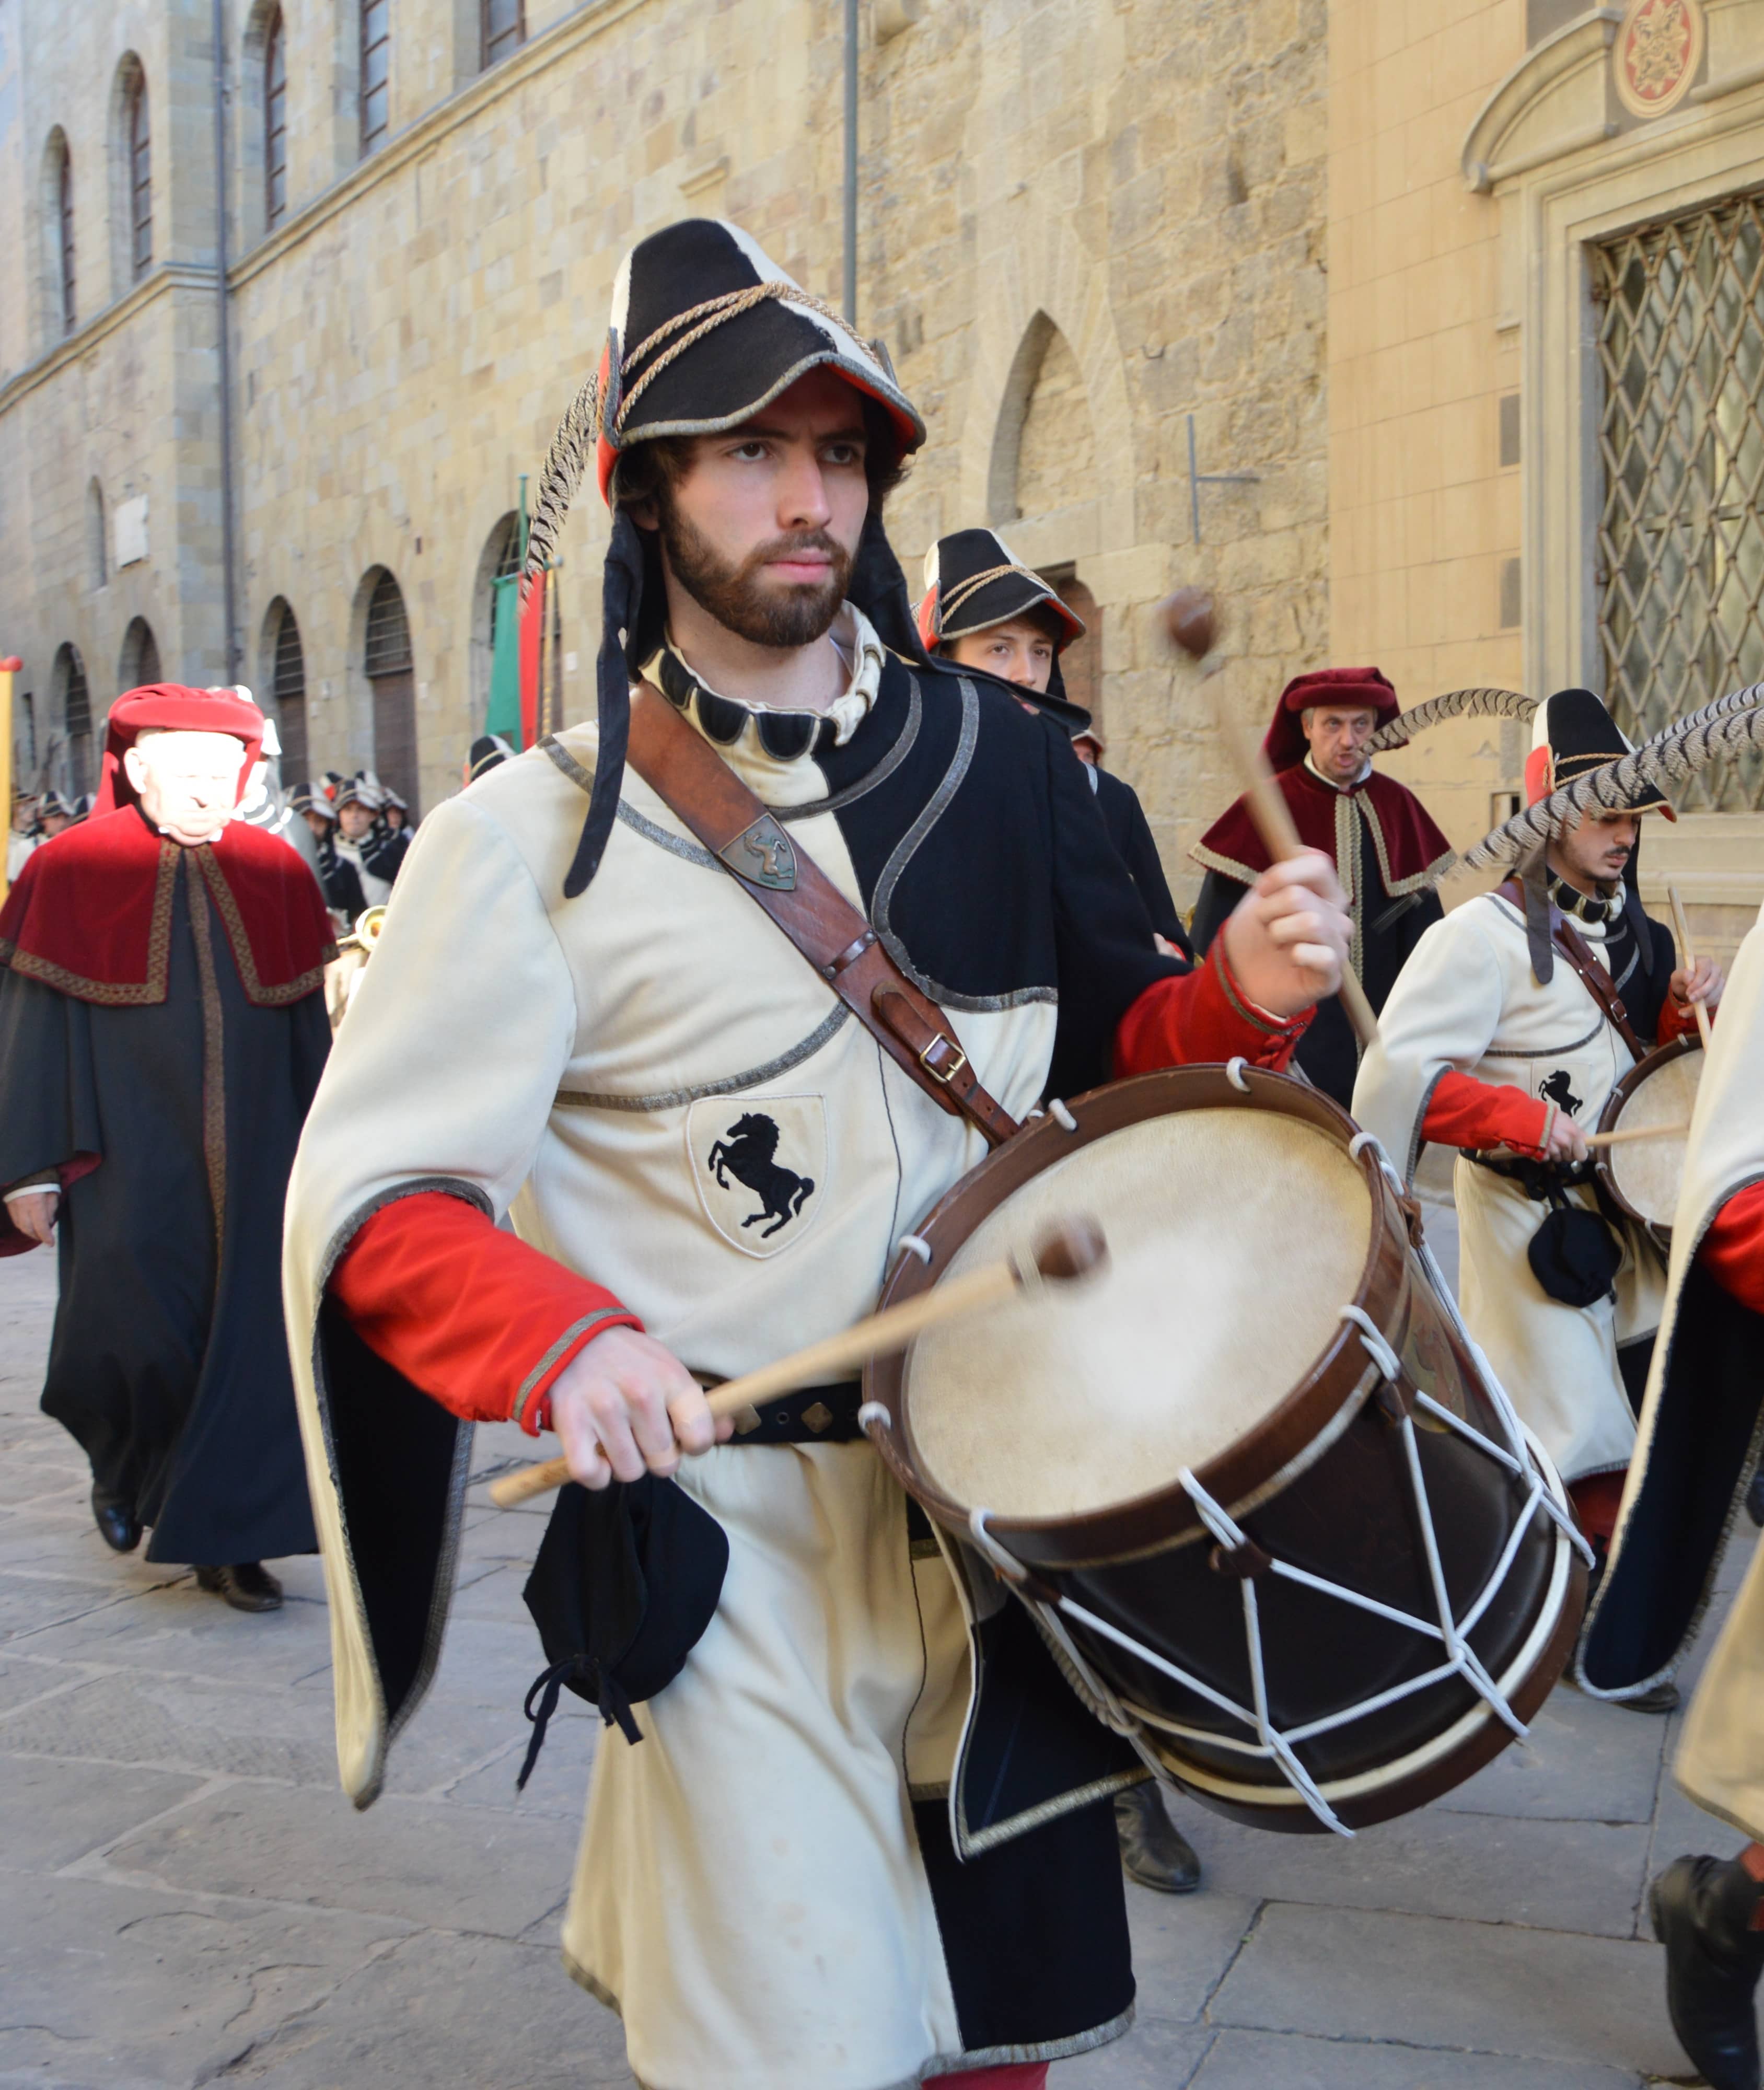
[1209,1903,1691,2076]
[1433,1684,1670,1825]
[1186,2027,1642,2087]
[0,1754,205,1871]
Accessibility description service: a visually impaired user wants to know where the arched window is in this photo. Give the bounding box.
[87,479,108,590]
[268,600,308,780]
[53,644,93,797]
[50,133,75,336]
[120,616,161,690]
[364,570,417,812]
[126,67,152,278]
[360,0,390,156]
[482,0,525,68]
[264,10,288,229]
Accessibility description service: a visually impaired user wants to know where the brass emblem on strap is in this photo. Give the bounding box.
[718,814,797,891]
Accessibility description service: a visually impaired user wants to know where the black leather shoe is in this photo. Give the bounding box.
[91,1484,141,1554]
[1115,1781,1201,1894]
[194,1562,283,1612]
[1747,1465,1764,1529]
[1651,1853,1764,2090]
[1619,1679,1681,1714]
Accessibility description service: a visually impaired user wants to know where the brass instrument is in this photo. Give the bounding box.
[334,905,388,956]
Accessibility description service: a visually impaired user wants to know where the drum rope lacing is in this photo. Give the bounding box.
[953,1132,1592,1837]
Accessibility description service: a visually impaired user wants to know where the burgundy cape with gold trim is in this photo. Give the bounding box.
[0,810,333,1564]
[1191,763,1452,1106]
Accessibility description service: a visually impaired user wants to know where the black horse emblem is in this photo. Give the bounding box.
[1539,1069,1583,1117]
[707,1112,816,1239]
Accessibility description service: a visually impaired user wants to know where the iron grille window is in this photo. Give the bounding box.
[59,645,91,796]
[56,140,75,335]
[265,12,288,229]
[361,0,389,156]
[488,514,520,645]
[128,72,151,277]
[123,618,161,687]
[482,0,525,68]
[364,571,412,676]
[1595,188,1764,811]
[272,603,308,779]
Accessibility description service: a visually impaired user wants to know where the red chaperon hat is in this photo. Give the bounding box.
[96,684,265,816]
[1263,666,1399,772]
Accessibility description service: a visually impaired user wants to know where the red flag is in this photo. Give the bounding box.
[518,570,547,752]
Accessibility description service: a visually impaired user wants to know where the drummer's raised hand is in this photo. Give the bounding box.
[1223,850,1352,1016]
[551,1327,735,1490]
[1670,955,1725,1016]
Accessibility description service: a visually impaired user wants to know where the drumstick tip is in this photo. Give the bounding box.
[1159,587,1217,663]
[1031,1216,1109,1283]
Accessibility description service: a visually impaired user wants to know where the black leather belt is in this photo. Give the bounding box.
[1468,1151,1596,1196]
[716,1381,867,1445]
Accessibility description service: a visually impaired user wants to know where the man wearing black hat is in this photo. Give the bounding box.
[1355,689,1722,1698]
[919,527,1191,964]
[1192,667,1454,1108]
[284,219,1351,2090]
[291,784,368,924]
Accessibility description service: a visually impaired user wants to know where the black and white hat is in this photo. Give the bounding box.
[521,219,931,900]
[466,734,514,784]
[916,529,1085,651]
[289,782,338,821]
[1525,689,1672,817]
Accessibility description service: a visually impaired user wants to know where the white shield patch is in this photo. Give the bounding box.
[688,1095,827,1258]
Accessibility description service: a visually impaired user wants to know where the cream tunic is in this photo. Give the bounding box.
[1353,890,1664,1483]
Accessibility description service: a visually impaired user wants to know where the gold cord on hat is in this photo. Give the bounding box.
[617,280,866,428]
[937,563,1051,629]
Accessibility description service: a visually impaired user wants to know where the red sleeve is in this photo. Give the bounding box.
[1421,1070,1552,1158]
[1113,938,1310,1078]
[1657,993,1700,1046]
[329,1191,642,1435]
[1698,1180,1764,1315]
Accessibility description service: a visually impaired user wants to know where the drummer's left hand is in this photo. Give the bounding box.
[1223,851,1352,1017]
[1671,956,1725,1014]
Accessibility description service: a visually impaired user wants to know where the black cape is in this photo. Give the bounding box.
[1088,765,1190,957]
[0,850,328,1562]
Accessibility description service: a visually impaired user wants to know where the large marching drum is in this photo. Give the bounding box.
[862,1065,1589,1835]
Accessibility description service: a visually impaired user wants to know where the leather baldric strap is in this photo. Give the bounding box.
[1498,877,1647,1063]
[624,682,1021,1147]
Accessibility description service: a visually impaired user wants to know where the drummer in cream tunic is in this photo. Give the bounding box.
[284,220,1351,2090]
[1353,690,1718,1649]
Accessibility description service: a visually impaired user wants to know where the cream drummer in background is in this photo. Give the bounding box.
[330,778,394,906]
[282,218,1351,2090]
[7,791,40,883]
[919,527,1192,966]
[1354,688,1720,1714]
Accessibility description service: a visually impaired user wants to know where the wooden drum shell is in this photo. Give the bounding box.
[865,1066,1585,1833]
[1595,1034,1702,1246]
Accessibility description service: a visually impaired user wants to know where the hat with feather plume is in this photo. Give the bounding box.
[522,219,928,900]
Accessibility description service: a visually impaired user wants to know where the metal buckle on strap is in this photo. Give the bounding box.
[918,1034,968,1084]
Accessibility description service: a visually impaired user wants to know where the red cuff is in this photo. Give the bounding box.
[1422,1070,1552,1157]
[1657,994,1703,1045]
[329,1191,643,1434]
[1113,940,1310,1079]
[1699,1180,1764,1316]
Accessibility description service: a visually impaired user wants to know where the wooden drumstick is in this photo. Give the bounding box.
[1667,885,1714,1050]
[1160,590,1379,1050]
[1585,1120,1691,1149]
[487,1218,1108,1508]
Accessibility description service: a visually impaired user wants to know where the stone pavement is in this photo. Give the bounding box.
[0,1242,1745,2089]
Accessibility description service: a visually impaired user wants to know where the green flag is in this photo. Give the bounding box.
[485,572,521,746]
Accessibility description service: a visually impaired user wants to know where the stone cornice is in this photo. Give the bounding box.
[227,0,653,291]
[0,263,215,419]
[1461,9,1623,193]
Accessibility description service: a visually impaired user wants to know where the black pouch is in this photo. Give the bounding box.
[1527,1193,1622,1308]
[516,1473,728,1787]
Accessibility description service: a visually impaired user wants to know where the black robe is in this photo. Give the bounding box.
[0,850,328,1563]
[1192,805,1442,1107]
[1089,765,1191,958]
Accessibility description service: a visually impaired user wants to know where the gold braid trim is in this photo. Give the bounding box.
[194,846,328,1005]
[935,563,1053,633]
[185,854,229,1245]
[617,279,862,428]
[1,842,179,1004]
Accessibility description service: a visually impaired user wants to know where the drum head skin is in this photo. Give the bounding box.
[1606,1047,1701,1227]
[906,1109,1373,1520]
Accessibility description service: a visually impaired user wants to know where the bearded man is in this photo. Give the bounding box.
[1191,667,1453,1106]
[285,219,1351,2090]
[0,686,331,1607]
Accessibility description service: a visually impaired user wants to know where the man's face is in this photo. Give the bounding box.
[1301,705,1379,783]
[122,731,244,845]
[13,798,39,835]
[39,812,72,838]
[384,805,405,831]
[338,802,373,841]
[646,368,873,649]
[946,617,1057,694]
[302,808,333,840]
[1552,808,1640,889]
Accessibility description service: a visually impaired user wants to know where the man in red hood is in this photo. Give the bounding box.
[1191,667,1453,1106]
[0,684,334,1610]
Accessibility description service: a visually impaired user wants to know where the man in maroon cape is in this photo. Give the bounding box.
[1191,666,1452,1106]
[0,686,333,1609]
